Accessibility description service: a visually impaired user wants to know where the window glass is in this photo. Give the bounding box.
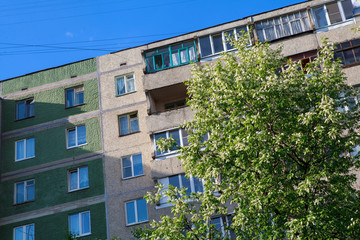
[327,2,342,24]
[163,52,170,68]
[81,212,91,235]
[116,77,126,95]
[77,125,86,145]
[180,49,189,63]
[68,128,76,148]
[169,129,180,151]
[69,213,80,235]
[225,30,235,50]
[16,140,25,160]
[137,198,148,223]
[169,175,180,188]
[155,132,167,156]
[343,49,355,64]
[122,157,132,178]
[70,170,78,190]
[79,167,89,188]
[172,50,180,66]
[199,36,212,57]
[16,182,25,204]
[154,55,163,69]
[264,27,276,41]
[313,6,328,27]
[133,154,144,176]
[354,47,360,61]
[146,57,154,72]
[212,34,224,53]
[291,20,302,34]
[189,46,196,61]
[14,224,34,240]
[341,0,353,19]
[126,201,136,224]
[130,116,139,132]
[181,174,192,195]
[17,101,25,120]
[26,138,35,158]
[119,116,129,135]
[194,177,204,192]
[26,180,35,201]
[126,75,135,93]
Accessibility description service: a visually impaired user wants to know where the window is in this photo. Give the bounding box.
[145,40,197,73]
[287,50,318,69]
[15,137,35,161]
[69,211,91,237]
[256,11,311,42]
[122,154,144,179]
[334,38,360,66]
[153,128,188,157]
[199,26,247,58]
[65,86,84,108]
[67,125,87,148]
[15,180,35,204]
[125,198,148,225]
[158,174,204,206]
[16,98,34,120]
[68,166,89,192]
[164,99,187,111]
[211,216,235,239]
[312,0,353,28]
[119,112,139,136]
[14,224,34,240]
[116,74,135,96]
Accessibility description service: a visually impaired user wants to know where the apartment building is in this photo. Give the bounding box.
[0,59,107,239]
[1,0,360,239]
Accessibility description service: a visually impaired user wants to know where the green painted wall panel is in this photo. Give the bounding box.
[0,202,107,240]
[2,58,97,95]
[0,158,104,218]
[2,117,102,174]
[2,78,99,132]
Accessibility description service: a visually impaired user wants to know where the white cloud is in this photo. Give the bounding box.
[65,32,74,38]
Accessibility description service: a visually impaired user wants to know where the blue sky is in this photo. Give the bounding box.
[0,0,306,81]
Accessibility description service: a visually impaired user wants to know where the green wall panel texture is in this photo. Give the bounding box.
[0,202,107,240]
[2,117,102,174]
[1,58,97,95]
[0,158,104,218]
[2,78,99,132]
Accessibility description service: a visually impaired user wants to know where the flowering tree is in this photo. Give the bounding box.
[135,35,360,239]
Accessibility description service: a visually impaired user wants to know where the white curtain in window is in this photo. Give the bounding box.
[172,52,180,66]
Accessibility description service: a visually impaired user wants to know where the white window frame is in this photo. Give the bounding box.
[125,198,149,226]
[14,179,35,204]
[66,125,87,149]
[65,85,84,108]
[199,26,248,58]
[115,73,136,96]
[119,112,139,136]
[211,215,234,238]
[157,173,204,208]
[255,10,311,42]
[68,211,91,237]
[15,137,35,162]
[13,223,34,240]
[311,0,354,30]
[68,166,89,192]
[16,98,34,120]
[122,153,144,179]
[153,128,188,158]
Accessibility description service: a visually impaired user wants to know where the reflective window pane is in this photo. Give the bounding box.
[16,140,25,160]
[199,36,212,57]
[79,167,89,188]
[137,198,148,223]
[81,212,91,234]
[119,116,129,135]
[77,125,86,145]
[126,75,135,93]
[126,201,136,224]
[133,154,143,176]
[313,6,328,27]
[16,182,25,203]
[212,34,224,53]
[116,77,126,95]
[68,129,76,148]
[26,138,35,158]
[66,89,75,107]
[69,214,80,235]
